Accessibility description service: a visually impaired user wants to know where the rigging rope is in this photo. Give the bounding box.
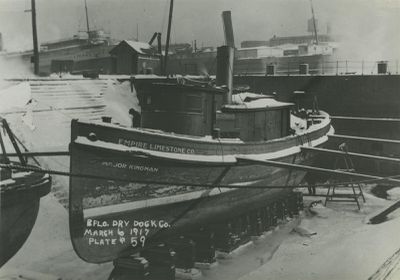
[1,162,399,190]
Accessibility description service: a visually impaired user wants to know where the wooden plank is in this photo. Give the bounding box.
[235,156,400,184]
[301,146,400,163]
[7,151,70,157]
[331,116,400,122]
[329,134,400,145]
[369,247,400,280]
[367,199,400,224]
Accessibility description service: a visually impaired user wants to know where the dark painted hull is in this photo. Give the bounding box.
[0,169,51,267]
[69,115,332,263]
[70,144,312,263]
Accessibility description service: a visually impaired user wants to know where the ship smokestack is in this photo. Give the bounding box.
[216,11,235,104]
[216,46,234,104]
[222,11,235,48]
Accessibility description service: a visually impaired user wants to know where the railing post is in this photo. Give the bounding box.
[321,57,324,75]
[336,60,338,75]
[362,60,364,75]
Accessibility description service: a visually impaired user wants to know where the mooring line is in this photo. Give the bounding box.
[1,162,399,190]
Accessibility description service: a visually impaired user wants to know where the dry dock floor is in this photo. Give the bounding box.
[1,188,400,280]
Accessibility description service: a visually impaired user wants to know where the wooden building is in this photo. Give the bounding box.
[109,40,161,75]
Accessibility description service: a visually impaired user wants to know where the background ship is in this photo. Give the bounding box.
[167,31,337,76]
[0,0,119,76]
[166,0,337,76]
[37,0,119,75]
[38,29,117,75]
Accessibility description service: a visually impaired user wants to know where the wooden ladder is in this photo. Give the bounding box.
[325,143,366,210]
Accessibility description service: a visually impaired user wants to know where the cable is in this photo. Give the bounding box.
[7,129,40,166]
[1,162,399,190]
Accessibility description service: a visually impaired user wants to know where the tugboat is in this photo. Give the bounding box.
[0,118,51,267]
[68,42,333,263]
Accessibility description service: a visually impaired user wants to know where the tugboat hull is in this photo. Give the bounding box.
[0,169,51,267]
[69,114,332,263]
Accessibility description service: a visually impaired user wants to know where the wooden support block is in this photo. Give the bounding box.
[166,236,196,270]
[111,256,150,280]
[367,199,400,224]
[186,227,216,264]
[212,223,235,253]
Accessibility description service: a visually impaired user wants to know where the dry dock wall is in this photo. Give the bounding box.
[235,74,400,175]
[235,74,400,119]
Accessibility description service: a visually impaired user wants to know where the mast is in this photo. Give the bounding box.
[31,0,39,75]
[163,0,174,75]
[84,0,90,40]
[309,0,319,45]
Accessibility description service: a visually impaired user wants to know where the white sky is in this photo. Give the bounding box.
[0,0,399,60]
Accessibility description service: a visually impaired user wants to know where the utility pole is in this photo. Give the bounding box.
[163,0,174,75]
[84,0,90,34]
[309,0,319,45]
[31,0,39,75]
[84,0,90,42]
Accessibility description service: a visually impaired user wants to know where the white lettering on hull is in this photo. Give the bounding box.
[83,219,171,248]
[118,138,195,154]
[101,161,159,173]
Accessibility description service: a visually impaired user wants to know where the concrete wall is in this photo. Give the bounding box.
[235,74,400,118]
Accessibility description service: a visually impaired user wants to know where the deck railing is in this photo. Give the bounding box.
[239,59,400,76]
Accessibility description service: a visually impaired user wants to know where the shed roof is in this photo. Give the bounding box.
[110,40,158,56]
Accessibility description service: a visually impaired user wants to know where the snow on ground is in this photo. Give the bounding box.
[388,187,400,201]
[1,78,138,206]
[2,189,400,280]
[0,194,112,279]
[103,79,140,126]
[239,193,400,280]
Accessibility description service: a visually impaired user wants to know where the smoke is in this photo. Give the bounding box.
[199,64,210,77]
[0,55,33,78]
[321,0,400,62]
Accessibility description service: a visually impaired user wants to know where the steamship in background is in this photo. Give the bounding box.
[0,0,156,76]
[167,30,337,76]
[0,0,120,76]
[37,29,117,75]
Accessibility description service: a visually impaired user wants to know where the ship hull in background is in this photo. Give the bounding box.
[38,44,116,75]
[0,167,51,267]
